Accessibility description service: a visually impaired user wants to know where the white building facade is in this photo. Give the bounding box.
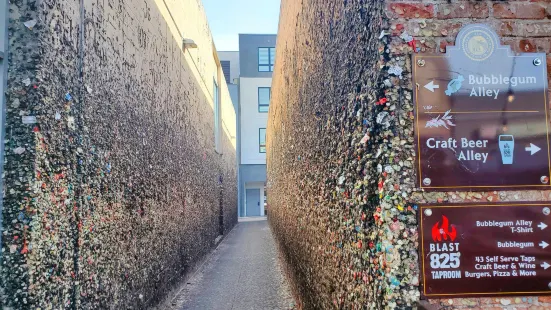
[219,34,276,217]
[237,34,276,217]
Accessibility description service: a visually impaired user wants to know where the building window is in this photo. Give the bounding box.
[214,79,221,153]
[259,128,266,153]
[258,47,275,72]
[221,60,231,84]
[258,87,271,113]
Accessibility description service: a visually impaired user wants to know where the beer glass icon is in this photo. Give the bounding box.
[498,135,514,165]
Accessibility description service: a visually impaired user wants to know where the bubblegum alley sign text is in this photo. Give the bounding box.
[413,24,550,191]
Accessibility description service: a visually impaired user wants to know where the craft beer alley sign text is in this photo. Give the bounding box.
[413,24,550,191]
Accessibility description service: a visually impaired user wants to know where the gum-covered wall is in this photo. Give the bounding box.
[268,0,551,309]
[1,0,237,308]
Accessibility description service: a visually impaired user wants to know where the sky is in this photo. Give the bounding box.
[202,0,281,51]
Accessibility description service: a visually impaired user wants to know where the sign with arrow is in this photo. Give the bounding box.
[413,24,550,191]
[424,80,440,92]
[526,143,542,156]
[420,202,551,298]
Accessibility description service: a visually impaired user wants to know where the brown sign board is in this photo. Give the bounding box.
[419,203,551,298]
[413,24,550,191]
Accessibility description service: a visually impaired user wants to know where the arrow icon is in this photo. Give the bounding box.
[540,241,549,249]
[539,222,548,230]
[424,81,440,92]
[542,262,550,270]
[525,143,541,155]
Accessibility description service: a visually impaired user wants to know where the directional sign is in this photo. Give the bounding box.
[413,24,550,191]
[424,81,440,92]
[526,143,542,156]
[420,203,551,298]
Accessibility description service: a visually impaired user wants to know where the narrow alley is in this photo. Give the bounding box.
[166,218,295,310]
[4,0,551,309]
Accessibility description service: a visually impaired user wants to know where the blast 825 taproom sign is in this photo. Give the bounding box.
[419,203,551,298]
[413,24,550,191]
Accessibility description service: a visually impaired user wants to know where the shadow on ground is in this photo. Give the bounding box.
[156,218,295,310]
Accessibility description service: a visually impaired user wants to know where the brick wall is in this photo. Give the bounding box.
[387,1,551,81]
[269,0,551,309]
[1,0,237,309]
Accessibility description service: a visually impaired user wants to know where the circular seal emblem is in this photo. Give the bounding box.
[462,29,494,61]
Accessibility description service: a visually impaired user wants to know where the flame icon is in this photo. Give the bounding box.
[431,215,457,242]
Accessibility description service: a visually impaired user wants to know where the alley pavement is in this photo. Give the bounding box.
[171,217,295,310]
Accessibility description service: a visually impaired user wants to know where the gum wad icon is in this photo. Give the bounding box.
[445,75,465,96]
[499,135,514,164]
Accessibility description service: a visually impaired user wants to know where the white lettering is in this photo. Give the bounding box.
[427,138,435,148]
[518,263,536,269]
[465,271,492,278]
[431,270,462,279]
[493,270,511,277]
[497,241,535,249]
[426,138,457,149]
[477,220,514,228]
[468,74,537,86]
[519,270,537,276]
[520,256,535,263]
[429,243,459,252]
[499,256,518,263]
[457,150,488,163]
[516,220,532,226]
[461,138,489,148]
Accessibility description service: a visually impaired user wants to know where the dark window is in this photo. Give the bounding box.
[259,128,266,153]
[221,60,231,84]
[258,47,275,72]
[258,87,271,113]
